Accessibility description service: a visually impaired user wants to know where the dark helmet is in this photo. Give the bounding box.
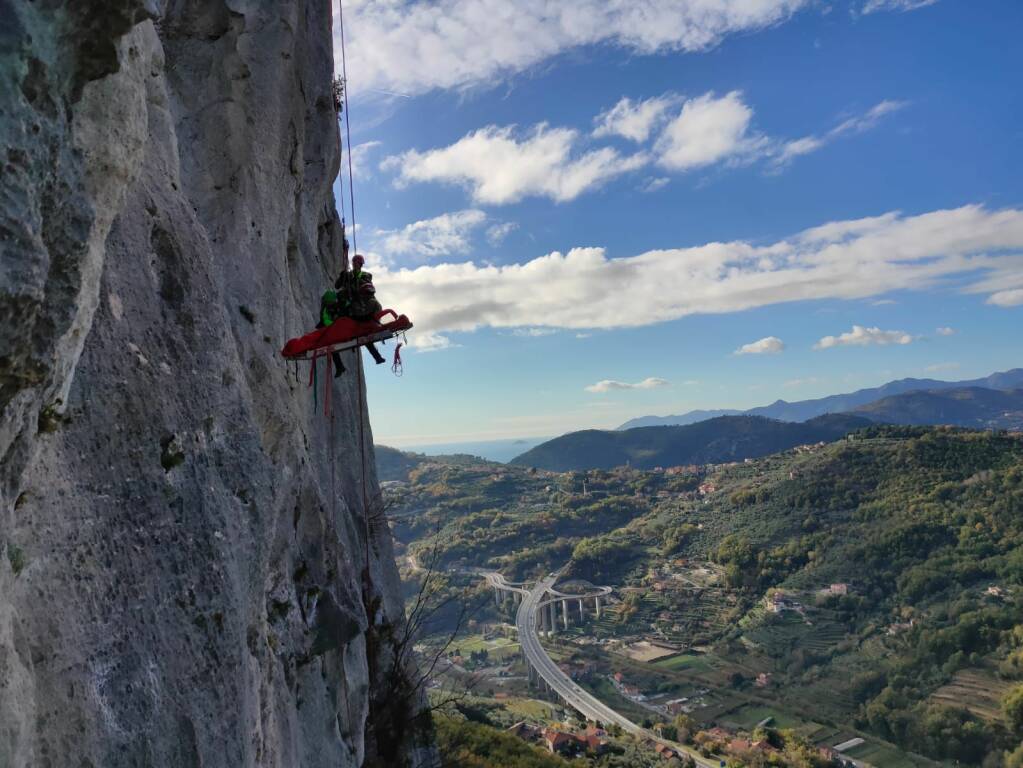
[352,254,365,269]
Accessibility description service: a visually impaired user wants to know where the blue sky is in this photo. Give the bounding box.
[332,0,1023,447]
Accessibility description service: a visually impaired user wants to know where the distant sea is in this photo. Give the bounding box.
[402,437,550,464]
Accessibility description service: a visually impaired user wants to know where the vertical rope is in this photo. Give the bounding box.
[338,0,358,257]
[338,0,373,574]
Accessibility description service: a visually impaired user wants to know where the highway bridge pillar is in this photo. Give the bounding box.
[494,588,501,606]
[562,599,569,629]
[548,603,557,635]
[595,596,601,618]
[578,598,584,620]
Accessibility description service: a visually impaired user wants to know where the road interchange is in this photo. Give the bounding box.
[483,570,718,768]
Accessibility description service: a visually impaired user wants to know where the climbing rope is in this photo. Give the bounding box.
[338,0,358,260]
[336,0,375,576]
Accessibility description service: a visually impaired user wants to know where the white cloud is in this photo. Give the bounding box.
[374,205,1023,348]
[987,289,1023,307]
[814,325,914,349]
[585,377,669,393]
[384,124,647,204]
[348,141,382,178]
[594,94,679,142]
[641,177,671,193]
[414,332,458,351]
[935,326,956,336]
[655,91,766,171]
[735,336,785,355]
[511,327,557,337]
[924,362,960,373]
[486,221,518,246]
[384,94,904,205]
[774,100,906,167]
[862,0,939,13]
[343,0,810,97]
[375,209,487,258]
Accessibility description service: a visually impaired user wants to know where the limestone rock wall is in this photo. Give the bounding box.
[0,2,434,766]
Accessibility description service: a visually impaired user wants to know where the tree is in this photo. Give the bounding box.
[1005,743,1023,768]
[1004,684,1023,735]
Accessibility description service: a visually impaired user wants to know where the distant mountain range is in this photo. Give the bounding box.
[509,414,871,472]
[618,368,1023,429]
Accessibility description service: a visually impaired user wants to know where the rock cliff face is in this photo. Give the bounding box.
[0,2,434,766]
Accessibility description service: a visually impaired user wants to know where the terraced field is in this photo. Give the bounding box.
[652,653,713,672]
[743,610,850,660]
[929,669,1011,723]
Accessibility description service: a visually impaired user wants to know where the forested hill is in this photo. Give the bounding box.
[509,414,870,471]
[852,387,1023,429]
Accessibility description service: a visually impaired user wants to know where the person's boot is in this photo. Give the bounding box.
[366,343,386,365]
[332,351,346,377]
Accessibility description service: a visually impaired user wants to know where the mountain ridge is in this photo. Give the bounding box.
[619,368,1023,429]
[509,413,871,471]
[852,386,1023,429]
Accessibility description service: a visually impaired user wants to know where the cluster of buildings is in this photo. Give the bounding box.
[764,591,802,614]
[793,441,828,454]
[506,722,609,756]
[695,725,857,767]
[765,583,851,614]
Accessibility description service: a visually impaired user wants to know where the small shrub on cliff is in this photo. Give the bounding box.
[38,399,67,433]
[160,434,185,471]
[7,543,26,576]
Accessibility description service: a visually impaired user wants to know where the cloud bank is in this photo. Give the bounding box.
[370,205,1023,349]
[383,94,904,204]
[343,0,809,96]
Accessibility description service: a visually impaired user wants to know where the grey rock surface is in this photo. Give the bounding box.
[0,2,434,766]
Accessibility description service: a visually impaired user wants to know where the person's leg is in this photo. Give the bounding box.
[365,342,386,365]
[332,351,345,376]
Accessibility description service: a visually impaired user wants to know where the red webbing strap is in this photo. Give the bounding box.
[324,354,333,417]
[391,342,403,377]
[310,354,319,411]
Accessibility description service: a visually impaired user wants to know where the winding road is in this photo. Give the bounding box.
[486,570,717,767]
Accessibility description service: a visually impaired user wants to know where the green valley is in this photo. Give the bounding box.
[385,425,1023,767]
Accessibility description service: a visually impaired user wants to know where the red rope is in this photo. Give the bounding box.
[325,354,333,417]
[391,342,404,377]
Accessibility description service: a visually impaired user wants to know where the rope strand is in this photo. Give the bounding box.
[338,0,358,258]
[338,0,373,572]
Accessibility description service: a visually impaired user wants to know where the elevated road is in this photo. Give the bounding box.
[513,572,717,768]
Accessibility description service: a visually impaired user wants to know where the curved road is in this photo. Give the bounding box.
[508,572,717,768]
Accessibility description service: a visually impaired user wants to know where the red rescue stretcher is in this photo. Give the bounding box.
[281,308,412,361]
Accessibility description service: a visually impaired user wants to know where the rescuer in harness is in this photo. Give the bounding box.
[318,252,387,376]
